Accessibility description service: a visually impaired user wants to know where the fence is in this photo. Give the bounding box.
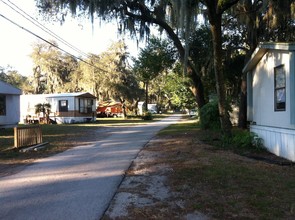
[14,125,43,148]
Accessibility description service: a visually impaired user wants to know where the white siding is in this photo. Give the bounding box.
[251,125,295,161]
[46,97,75,112]
[0,94,20,126]
[252,50,294,129]
[0,81,21,126]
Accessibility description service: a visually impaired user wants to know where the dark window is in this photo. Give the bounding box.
[0,95,6,115]
[79,98,93,113]
[274,65,286,111]
[59,100,68,112]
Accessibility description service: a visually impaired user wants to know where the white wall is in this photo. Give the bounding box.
[0,81,21,126]
[0,94,20,126]
[252,50,294,129]
[250,48,295,161]
[46,96,75,113]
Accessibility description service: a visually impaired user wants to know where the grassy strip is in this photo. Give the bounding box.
[158,117,200,135]
[173,153,295,219]
[159,120,295,219]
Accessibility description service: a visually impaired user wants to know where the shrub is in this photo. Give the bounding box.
[141,111,153,120]
[223,129,264,151]
[199,100,220,130]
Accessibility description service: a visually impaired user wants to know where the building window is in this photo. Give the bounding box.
[274,65,286,111]
[79,98,93,113]
[59,100,68,112]
[0,95,6,115]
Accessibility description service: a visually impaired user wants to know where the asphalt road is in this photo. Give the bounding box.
[0,115,181,220]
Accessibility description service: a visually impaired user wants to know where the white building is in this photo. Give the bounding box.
[20,92,96,124]
[243,42,295,161]
[0,80,22,128]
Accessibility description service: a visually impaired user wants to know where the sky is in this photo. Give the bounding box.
[0,0,142,76]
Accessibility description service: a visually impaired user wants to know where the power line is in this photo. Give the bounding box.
[0,13,85,65]
[0,11,107,73]
[1,0,91,59]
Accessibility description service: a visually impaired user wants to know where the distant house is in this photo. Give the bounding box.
[243,42,295,161]
[0,80,22,128]
[20,92,96,124]
[138,102,158,115]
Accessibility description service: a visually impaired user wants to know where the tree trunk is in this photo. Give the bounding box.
[122,102,127,118]
[238,80,247,128]
[210,15,232,135]
[238,0,259,129]
[187,65,206,108]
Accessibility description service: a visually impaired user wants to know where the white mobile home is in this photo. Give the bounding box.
[243,42,295,161]
[20,92,96,124]
[0,80,22,128]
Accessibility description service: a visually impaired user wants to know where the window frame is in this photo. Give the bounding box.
[79,98,94,114]
[274,65,286,111]
[79,98,93,114]
[59,100,68,112]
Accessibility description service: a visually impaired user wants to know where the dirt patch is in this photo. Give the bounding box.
[102,136,214,219]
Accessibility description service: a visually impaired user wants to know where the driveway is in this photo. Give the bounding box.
[0,115,181,220]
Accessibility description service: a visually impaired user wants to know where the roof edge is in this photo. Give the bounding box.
[243,42,295,73]
[22,92,96,99]
[0,80,22,95]
[260,42,295,51]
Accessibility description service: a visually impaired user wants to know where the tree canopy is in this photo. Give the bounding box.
[35,0,295,133]
[0,66,33,93]
[133,37,175,110]
[36,0,207,108]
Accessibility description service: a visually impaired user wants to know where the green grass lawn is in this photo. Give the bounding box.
[159,120,295,219]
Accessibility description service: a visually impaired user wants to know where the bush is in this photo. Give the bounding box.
[199,100,220,130]
[222,129,264,151]
[141,111,153,120]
